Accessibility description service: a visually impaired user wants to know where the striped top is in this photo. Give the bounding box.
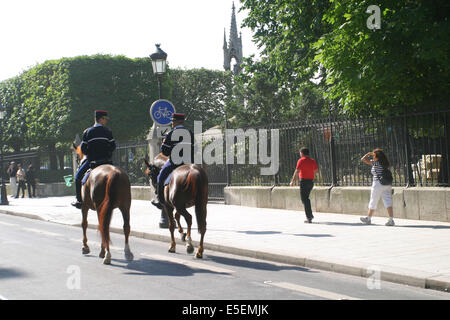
[371,161,385,182]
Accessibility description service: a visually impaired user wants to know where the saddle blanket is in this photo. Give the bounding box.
[164,172,173,186]
[82,169,92,186]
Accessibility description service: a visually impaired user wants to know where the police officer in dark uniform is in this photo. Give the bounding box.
[151,113,194,211]
[71,110,116,209]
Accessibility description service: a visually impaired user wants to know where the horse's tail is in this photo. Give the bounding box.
[98,169,120,245]
[185,166,208,234]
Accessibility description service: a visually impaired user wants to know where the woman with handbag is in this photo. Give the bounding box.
[360,148,395,226]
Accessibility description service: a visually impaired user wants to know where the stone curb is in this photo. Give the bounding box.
[1,208,449,293]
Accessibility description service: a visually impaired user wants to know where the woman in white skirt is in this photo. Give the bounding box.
[360,148,395,226]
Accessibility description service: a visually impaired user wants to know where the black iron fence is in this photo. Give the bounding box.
[114,109,450,201]
[112,140,149,186]
[227,109,450,188]
[3,109,447,201]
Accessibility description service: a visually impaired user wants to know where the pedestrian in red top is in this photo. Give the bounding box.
[290,147,318,223]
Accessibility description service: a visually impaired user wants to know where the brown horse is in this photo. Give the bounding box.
[144,153,208,258]
[73,143,134,264]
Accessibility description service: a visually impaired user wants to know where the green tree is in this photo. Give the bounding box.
[314,0,450,115]
[240,0,450,115]
[168,68,234,130]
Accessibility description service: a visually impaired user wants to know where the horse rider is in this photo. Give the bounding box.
[71,110,116,209]
[151,113,194,210]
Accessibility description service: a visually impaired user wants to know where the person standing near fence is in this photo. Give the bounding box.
[360,148,395,226]
[7,161,17,197]
[26,164,36,198]
[290,147,318,223]
[15,163,26,198]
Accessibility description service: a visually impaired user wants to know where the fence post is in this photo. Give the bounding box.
[330,135,338,186]
[404,106,415,187]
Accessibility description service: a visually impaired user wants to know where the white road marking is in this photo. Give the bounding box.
[22,228,63,238]
[141,253,235,274]
[69,238,126,252]
[266,281,360,300]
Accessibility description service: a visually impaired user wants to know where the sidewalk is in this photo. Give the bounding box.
[1,196,450,292]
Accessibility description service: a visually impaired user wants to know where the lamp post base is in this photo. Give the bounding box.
[0,178,9,205]
[159,211,169,228]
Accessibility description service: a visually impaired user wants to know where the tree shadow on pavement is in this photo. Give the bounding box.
[317,221,450,229]
[0,268,28,279]
[315,221,369,227]
[236,230,282,235]
[395,224,450,229]
[289,233,334,238]
[205,254,317,274]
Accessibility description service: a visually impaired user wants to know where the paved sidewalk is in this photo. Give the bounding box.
[1,196,450,292]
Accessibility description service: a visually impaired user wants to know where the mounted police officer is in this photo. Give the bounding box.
[71,110,116,209]
[151,113,194,209]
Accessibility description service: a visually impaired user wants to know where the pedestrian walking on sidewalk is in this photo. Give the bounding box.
[290,147,318,223]
[26,164,36,198]
[15,163,26,198]
[360,148,395,226]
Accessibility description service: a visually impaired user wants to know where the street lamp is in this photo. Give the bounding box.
[0,106,8,205]
[149,44,169,228]
[150,43,167,99]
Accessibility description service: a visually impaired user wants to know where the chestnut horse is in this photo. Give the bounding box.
[144,153,208,258]
[73,143,133,264]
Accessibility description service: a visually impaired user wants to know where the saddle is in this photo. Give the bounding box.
[81,159,113,185]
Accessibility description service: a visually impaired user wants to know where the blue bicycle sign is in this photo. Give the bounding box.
[150,100,176,125]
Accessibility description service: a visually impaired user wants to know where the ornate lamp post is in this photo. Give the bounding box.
[0,106,9,205]
[149,44,169,228]
[150,43,168,99]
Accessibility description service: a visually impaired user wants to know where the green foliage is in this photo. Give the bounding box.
[240,0,450,116]
[314,0,450,115]
[168,68,234,130]
[0,55,235,152]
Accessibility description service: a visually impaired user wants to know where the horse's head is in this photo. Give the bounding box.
[73,142,86,168]
[143,158,161,188]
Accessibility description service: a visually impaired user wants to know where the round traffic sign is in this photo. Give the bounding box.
[150,99,176,125]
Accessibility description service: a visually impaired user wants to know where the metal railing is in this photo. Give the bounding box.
[113,109,450,201]
[227,109,450,188]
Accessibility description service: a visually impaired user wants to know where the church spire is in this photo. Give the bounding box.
[223,1,243,75]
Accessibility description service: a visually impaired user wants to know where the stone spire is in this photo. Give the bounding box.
[223,2,243,75]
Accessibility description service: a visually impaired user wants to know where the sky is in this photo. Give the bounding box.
[0,0,260,82]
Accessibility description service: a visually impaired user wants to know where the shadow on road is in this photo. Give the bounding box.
[205,254,317,273]
[0,268,28,280]
[110,257,232,277]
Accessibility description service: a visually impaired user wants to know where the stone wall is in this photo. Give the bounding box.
[224,186,450,223]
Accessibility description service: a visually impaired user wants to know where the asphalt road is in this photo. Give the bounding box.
[1,214,449,302]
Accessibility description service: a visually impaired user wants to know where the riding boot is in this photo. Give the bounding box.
[71,180,82,209]
[151,182,164,209]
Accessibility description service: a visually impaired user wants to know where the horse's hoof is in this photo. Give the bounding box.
[125,251,134,261]
[99,251,105,259]
[195,252,203,259]
[103,252,112,264]
[181,233,186,242]
[168,247,176,253]
[186,245,194,254]
[82,246,90,255]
